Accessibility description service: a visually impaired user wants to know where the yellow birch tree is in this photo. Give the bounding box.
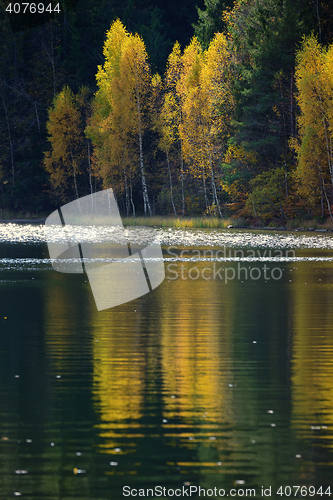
[164,42,185,214]
[44,86,86,201]
[178,34,233,217]
[150,72,177,215]
[88,20,152,216]
[177,37,210,210]
[294,36,333,216]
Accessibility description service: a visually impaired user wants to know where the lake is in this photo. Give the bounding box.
[1,224,333,499]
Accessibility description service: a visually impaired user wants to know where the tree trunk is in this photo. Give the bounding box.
[206,146,222,217]
[290,68,294,138]
[73,167,79,200]
[319,162,333,219]
[134,65,152,216]
[70,148,79,200]
[284,159,289,197]
[124,163,130,216]
[209,159,222,217]
[87,140,94,212]
[180,145,185,216]
[87,140,93,194]
[202,165,209,210]
[35,102,41,137]
[138,128,151,216]
[166,148,177,216]
[130,180,135,216]
[315,86,333,186]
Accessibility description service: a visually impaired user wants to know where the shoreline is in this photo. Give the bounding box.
[0,219,46,223]
[0,218,332,232]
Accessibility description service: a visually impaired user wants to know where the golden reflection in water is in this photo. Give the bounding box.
[91,307,145,449]
[91,262,238,456]
[159,273,234,425]
[291,261,333,442]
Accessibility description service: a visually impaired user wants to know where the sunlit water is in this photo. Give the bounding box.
[1,223,333,499]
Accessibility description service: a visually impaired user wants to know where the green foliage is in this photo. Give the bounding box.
[224,0,311,170]
[246,167,287,221]
[193,0,233,49]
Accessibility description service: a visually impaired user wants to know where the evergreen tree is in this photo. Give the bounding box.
[222,0,314,217]
[193,0,233,49]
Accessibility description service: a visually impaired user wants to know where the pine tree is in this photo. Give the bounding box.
[224,0,310,171]
[193,0,234,49]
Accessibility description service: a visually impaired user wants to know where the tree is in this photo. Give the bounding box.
[89,19,153,215]
[177,34,233,216]
[164,41,186,214]
[122,32,152,215]
[177,38,210,210]
[150,73,177,215]
[293,35,333,217]
[44,85,92,202]
[193,0,234,49]
[224,0,310,174]
[246,167,288,221]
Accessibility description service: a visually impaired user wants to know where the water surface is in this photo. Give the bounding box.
[0,224,333,499]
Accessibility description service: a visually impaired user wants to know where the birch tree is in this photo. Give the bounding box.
[165,42,186,214]
[293,36,333,216]
[178,34,233,216]
[89,19,152,215]
[44,86,82,201]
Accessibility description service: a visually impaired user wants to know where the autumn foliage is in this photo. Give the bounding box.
[42,3,333,222]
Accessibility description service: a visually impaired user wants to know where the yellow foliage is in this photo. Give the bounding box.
[44,86,85,200]
[89,20,151,198]
[178,34,233,179]
[165,42,182,92]
[294,36,333,214]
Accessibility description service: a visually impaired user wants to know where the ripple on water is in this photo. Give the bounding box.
[0,225,333,271]
[1,223,333,249]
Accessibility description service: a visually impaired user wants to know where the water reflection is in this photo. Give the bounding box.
[291,261,333,450]
[0,231,333,497]
[89,260,297,490]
